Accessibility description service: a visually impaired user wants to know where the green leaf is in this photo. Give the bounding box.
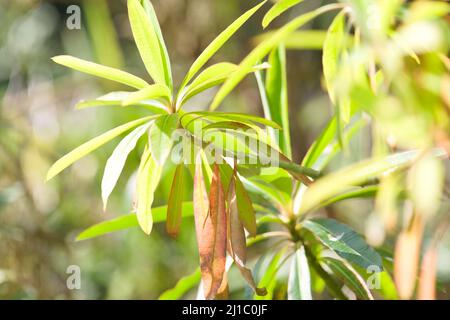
[235,173,257,236]
[180,0,267,90]
[75,91,169,114]
[303,218,383,270]
[299,150,434,214]
[158,268,201,300]
[323,10,346,104]
[122,83,172,106]
[149,113,179,165]
[253,30,327,50]
[301,118,337,169]
[203,121,253,131]
[101,123,151,210]
[140,0,173,90]
[184,111,282,129]
[76,202,194,241]
[262,0,304,29]
[211,4,340,110]
[166,164,186,237]
[265,44,291,157]
[136,148,163,234]
[254,247,286,300]
[288,246,312,300]
[47,115,157,181]
[128,0,166,85]
[52,55,149,89]
[319,186,379,208]
[321,257,374,300]
[178,62,238,107]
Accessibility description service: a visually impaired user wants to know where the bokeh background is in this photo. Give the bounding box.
[0,0,449,299]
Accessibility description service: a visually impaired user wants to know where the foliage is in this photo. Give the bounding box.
[45,0,450,300]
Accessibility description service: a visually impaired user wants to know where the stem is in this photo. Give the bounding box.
[303,245,347,300]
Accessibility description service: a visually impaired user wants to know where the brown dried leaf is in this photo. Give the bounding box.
[417,246,437,300]
[227,174,267,296]
[394,215,423,299]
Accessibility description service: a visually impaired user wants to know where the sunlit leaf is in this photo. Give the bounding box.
[303,218,383,269]
[136,148,163,234]
[288,246,312,300]
[262,0,304,29]
[178,62,237,105]
[149,113,179,165]
[140,0,173,90]
[184,111,282,129]
[122,83,172,106]
[158,268,201,300]
[128,0,166,85]
[254,247,287,300]
[211,4,341,110]
[203,121,253,132]
[265,44,291,157]
[180,1,267,90]
[166,163,186,237]
[299,150,438,214]
[52,55,148,89]
[323,10,346,104]
[47,115,157,180]
[75,91,168,114]
[76,202,194,241]
[101,123,151,210]
[253,30,327,50]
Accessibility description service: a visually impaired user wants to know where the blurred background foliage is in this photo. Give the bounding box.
[0,0,448,299]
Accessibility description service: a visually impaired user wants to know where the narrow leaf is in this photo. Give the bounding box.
[184,111,282,129]
[303,218,383,270]
[253,30,327,50]
[394,216,423,299]
[101,123,151,209]
[166,164,186,237]
[180,1,267,90]
[136,148,163,234]
[140,0,173,90]
[288,246,312,300]
[323,10,346,104]
[75,91,168,114]
[193,156,213,297]
[417,246,437,300]
[205,164,228,299]
[227,175,266,296]
[123,83,172,106]
[322,257,374,300]
[299,150,435,214]
[128,0,166,85]
[47,116,157,180]
[211,4,340,110]
[178,62,238,107]
[158,268,201,300]
[265,44,291,157]
[235,174,257,236]
[262,0,304,29]
[76,202,194,241]
[149,113,179,165]
[52,55,148,89]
